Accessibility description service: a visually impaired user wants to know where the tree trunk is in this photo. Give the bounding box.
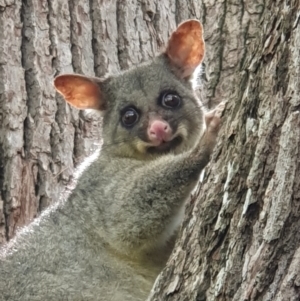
[0,0,199,244]
[1,1,300,301]
[148,0,300,300]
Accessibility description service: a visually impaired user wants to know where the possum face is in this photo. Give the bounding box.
[100,56,204,159]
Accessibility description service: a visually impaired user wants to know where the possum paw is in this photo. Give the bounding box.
[204,102,226,133]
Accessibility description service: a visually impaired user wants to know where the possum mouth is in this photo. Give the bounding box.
[147,136,183,154]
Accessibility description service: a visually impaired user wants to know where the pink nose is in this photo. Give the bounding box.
[148,120,172,144]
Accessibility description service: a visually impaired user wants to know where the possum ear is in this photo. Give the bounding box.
[54,74,106,110]
[166,20,205,78]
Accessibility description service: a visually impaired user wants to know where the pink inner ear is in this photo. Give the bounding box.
[166,20,205,77]
[54,75,104,110]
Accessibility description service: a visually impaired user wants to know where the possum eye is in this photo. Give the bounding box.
[121,107,140,127]
[161,92,181,109]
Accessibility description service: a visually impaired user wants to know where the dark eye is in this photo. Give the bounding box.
[121,108,139,127]
[161,93,181,109]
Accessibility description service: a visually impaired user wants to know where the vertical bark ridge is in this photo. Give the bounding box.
[0,2,27,242]
[20,0,58,213]
[90,0,120,76]
[67,0,102,166]
[116,0,141,69]
[47,1,76,198]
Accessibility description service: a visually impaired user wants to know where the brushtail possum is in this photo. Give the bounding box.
[0,20,224,301]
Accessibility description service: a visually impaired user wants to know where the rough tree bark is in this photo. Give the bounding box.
[0,1,299,301]
[0,0,198,244]
[149,0,300,300]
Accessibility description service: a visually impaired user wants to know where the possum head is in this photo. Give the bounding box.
[54,20,205,159]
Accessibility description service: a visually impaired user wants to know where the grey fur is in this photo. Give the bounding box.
[0,31,223,301]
